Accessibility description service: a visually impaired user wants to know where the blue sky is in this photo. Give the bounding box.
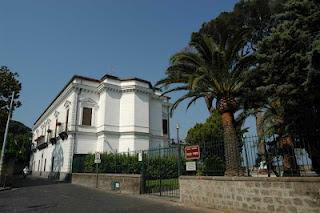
[0,0,254,138]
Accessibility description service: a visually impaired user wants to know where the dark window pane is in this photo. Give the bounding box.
[82,107,92,126]
[65,109,69,131]
[162,119,168,135]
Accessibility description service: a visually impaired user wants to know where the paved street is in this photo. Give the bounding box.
[0,177,220,213]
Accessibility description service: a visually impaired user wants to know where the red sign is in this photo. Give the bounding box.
[185,145,200,160]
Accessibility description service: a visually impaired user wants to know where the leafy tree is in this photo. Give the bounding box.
[256,0,320,175]
[6,120,32,163]
[0,66,22,144]
[186,110,223,146]
[186,110,224,175]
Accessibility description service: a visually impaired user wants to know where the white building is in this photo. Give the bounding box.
[30,74,170,180]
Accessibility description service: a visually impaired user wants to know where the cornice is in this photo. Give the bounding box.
[98,82,153,95]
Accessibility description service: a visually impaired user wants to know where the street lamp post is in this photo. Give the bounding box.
[0,91,15,177]
[176,123,181,177]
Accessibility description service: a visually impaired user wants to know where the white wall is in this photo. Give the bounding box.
[119,135,135,152]
[119,92,135,132]
[31,138,71,173]
[134,92,149,133]
[150,98,163,136]
[105,90,121,131]
[74,134,96,154]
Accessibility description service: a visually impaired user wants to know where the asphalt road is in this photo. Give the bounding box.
[0,177,218,213]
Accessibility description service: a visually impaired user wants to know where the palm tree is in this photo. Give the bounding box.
[262,99,300,176]
[156,32,254,176]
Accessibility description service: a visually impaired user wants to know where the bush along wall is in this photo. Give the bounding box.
[79,153,142,174]
[72,152,185,179]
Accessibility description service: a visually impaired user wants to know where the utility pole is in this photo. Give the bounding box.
[0,91,15,176]
[176,123,181,177]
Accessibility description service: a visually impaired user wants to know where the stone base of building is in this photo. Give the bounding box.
[180,176,320,213]
[31,171,71,181]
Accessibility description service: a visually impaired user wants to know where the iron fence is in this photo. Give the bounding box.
[72,131,319,199]
[72,147,183,198]
[190,132,320,177]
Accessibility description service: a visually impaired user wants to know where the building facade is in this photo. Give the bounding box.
[30,74,170,180]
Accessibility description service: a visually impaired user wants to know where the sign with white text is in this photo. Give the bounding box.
[184,145,200,160]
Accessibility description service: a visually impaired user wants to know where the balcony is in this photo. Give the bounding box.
[35,135,48,150]
[50,137,57,144]
[31,143,37,152]
[57,122,68,140]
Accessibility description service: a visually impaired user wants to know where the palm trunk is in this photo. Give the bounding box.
[280,135,300,176]
[305,139,320,174]
[221,111,241,176]
[255,110,266,161]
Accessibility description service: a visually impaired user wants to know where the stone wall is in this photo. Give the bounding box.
[72,173,141,194]
[180,176,320,213]
[31,171,70,181]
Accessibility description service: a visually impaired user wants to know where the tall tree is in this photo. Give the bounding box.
[0,66,22,144]
[256,0,320,175]
[157,14,254,175]
[6,120,32,163]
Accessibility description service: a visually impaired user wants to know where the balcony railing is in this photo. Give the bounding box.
[35,135,48,150]
[57,122,68,140]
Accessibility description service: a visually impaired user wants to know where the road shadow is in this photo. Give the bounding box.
[9,176,67,188]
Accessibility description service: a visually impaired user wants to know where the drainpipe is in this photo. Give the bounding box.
[68,86,82,180]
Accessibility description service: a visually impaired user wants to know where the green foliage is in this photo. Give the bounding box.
[0,66,22,144]
[144,154,182,179]
[81,152,181,179]
[83,153,140,174]
[6,120,32,163]
[185,110,223,145]
[255,0,320,134]
[185,111,225,175]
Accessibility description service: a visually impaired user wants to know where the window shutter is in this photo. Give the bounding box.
[82,107,92,126]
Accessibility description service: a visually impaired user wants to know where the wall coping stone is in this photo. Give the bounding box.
[72,173,141,178]
[180,175,320,182]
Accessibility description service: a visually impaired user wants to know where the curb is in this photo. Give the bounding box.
[0,187,11,192]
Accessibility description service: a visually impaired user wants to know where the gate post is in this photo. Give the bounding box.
[140,150,145,194]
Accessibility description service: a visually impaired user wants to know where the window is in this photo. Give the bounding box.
[82,107,92,126]
[162,119,168,135]
[38,160,40,171]
[65,109,69,131]
[44,159,46,172]
[51,157,55,172]
[55,119,58,137]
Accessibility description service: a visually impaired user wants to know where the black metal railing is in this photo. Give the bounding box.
[187,132,319,177]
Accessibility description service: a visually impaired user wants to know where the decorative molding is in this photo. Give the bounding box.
[97,83,122,93]
[79,97,98,108]
[121,86,153,95]
[98,83,153,95]
[64,100,71,108]
[54,110,60,118]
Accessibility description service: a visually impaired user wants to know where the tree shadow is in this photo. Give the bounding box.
[48,142,64,180]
